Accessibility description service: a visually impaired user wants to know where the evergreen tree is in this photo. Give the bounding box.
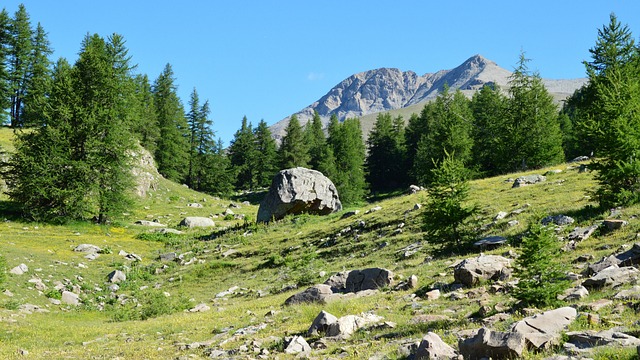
[131,74,159,153]
[153,63,189,183]
[228,116,257,190]
[327,117,367,204]
[422,151,477,251]
[502,53,564,172]
[185,88,216,191]
[21,22,52,126]
[7,4,32,127]
[0,9,13,123]
[513,221,569,307]
[411,86,474,185]
[279,114,309,169]
[304,110,326,170]
[470,83,508,176]
[254,119,278,187]
[366,112,407,192]
[7,34,136,222]
[198,138,234,196]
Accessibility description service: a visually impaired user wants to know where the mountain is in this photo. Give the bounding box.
[270,54,586,141]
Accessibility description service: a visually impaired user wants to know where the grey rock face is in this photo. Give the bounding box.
[107,270,127,283]
[178,217,215,228]
[308,310,338,336]
[542,214,575,226]
[587,243,640,275]
[134,220,167,227]
[284,335,311,355]
[458,327,525,360]
[324,268,394,293]
[129,145,159,197]
[567,225,599,242]
[9,263,28,275]
[284,284,333,305]
[415,332,458,359]
[257,167,341,223]
[73,244,101,253]
[61,291,80,306]
[566,329,640,349]
[454,255,511,287]
[510,307,577,349]
[474,235,508,248]
[512,174,546,188]
[582,265,640,288]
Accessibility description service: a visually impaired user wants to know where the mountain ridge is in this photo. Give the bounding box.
[270,54,586,140]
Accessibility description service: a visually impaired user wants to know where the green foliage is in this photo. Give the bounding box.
[304,110,327,170]
[470,83,509,176]
[153,63,189,183]
[326,117,367,204]
[279,114,309,169]
[0,254,6,290]
[409,86,473,185]
[130,74,159,153]
[513,221,569,307]
[253,119,279,188]
[228,116,258,190]
[422,152,477,250]
[366,113,407,192]
[109,289,192,322]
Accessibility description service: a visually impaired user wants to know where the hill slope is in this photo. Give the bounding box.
[270,55,586,141]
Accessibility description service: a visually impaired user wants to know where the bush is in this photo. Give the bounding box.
[109,289,193,322]
[513,221,569,307]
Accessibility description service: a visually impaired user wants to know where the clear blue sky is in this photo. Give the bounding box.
[4,1,640,145]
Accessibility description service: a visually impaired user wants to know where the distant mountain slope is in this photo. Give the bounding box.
[270,54,586,141]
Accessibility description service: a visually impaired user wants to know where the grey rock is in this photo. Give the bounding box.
[587,243,640,275]
[9,263,28,275]
[107,270,127,283]
[159,252,177,262]
[458,327,525,360]
[188,303,211,312]
[474,235,507,248]
[366,205,383,214]
[324,268,394,293]
[150,228,183,235]
[134,220,167,227]
[186,202,203,208]
[284,335,311,355]
[603,219,628,231]
[284,284,333,305]
[415,332,458,360]
[570,156,590,162]
[511,307,577,349]
[340,210,360,219]
[560,285,589,301]
[582,265,640,288]
[542,214,575,226]
[566,329,640,349]
[614,285,640,300]
[178,217,215,228]
[512,174,546,188]
[409,184,423,194]
[567,225,599,242]
[453,255,511,287]
[73,244,101,253]
[257,167,341,222]
[326,312,383,338]
[61,291,80,306]
[308,310,338,336]
[494,211,508,221]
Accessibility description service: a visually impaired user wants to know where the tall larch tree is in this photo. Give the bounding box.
[366,112,407,192]
[470,83,508,176]
[279,114,309,169]
[0,9,12,122]
[185,88,216,191]
[7,4,32,127]
[228,116,257,190]
[153,63,189,183]
[327,117,367,204]
[254,119,279,187]
[304,110,326,170]
[131,74,159,153]
[21,22,52,126]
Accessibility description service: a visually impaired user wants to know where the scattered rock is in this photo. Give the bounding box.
[189,303,211,312]
[586,243,640,275]
[544,169,563,176]
[415,332,458,360]
[453,255,511,287]
[284,284,333,305]
[512,174,546,188]
[582,265,640,288]
[570,156,590,162]
[308,310,339,336]
[494,212,508,221]
[186,203,203,208]
[284,335,311,355]
[257,167,342,223]
[567,225,599,242]
[340,210,360,219]
[326,312,383,338]
[560,286,589,301]
[9,263,28,275]
[511,307,577,349]
[458,327,525,360]
[603,219,628,231]
[474,236,507,248]
[107,270,127,283]
[542,214,575,226]
[159,252,177,262]
[61,291,80,306]
[585,299,613,312]
[73,244,101,253]
[413,203,422,211]
[614,285,640,300]
[134,220,167,227]
[179,217,215,228]
[408,184,423,194]
[395,275,418,291]
[150,228,183,235]
[324,268,394,293]
[566,329,640,351]
[366,206,383,214]
[424,289,441,301]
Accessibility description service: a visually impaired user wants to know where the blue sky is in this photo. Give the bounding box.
[4,1,640,145]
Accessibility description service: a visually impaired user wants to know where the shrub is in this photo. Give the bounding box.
[513,221,569,307]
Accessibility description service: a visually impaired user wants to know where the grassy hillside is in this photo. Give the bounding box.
[2,153,639,359]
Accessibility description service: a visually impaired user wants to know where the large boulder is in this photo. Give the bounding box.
[178,217,215,228]
[284,284,333,305]
[458,327,525,359]
[587,243,640,275]
[582,265,640,288]
[415,332,458,359]
[510,307,577,349]
[324,268,394,293]
[454,255,511,287]
[257,167,341,223]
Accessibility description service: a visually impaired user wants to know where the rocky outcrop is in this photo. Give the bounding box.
[510,307,577,349]
[257,167,341,223]
[586,243,640,275]
[129,145,159,197]
[415,332,458,359]
[582,265,640,288]
[178,217,215,228]
[458,327,525,359]
[512,174,546,188]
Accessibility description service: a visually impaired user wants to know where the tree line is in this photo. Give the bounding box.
[0,5,638,223]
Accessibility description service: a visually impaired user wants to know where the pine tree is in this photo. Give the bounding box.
[7,4,33,127]
[422,151,477,251]
[304,110,326,170]
[185,88,216,191]
[327,117,367,204]
[153,63,189,183]
[513,221,569,307]
[502,53,564,172]
[411,87,474,185]
[470,83,508,176]
[7,34,136,222]
[228,116,257,190]
[0,9,12,123]
[366,113,407,192]
[20,22,52,126]
[131,74,159,153]
[279,114,309,169]
[254,119,278,187]
[198,138,234,196]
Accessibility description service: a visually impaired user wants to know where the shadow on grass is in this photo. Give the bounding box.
[0,200,26,222]
[230,190,268,205]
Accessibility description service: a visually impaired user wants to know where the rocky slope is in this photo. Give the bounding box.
[270,54,586,141]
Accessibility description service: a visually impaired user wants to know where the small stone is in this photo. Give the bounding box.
[9,263,28,275]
